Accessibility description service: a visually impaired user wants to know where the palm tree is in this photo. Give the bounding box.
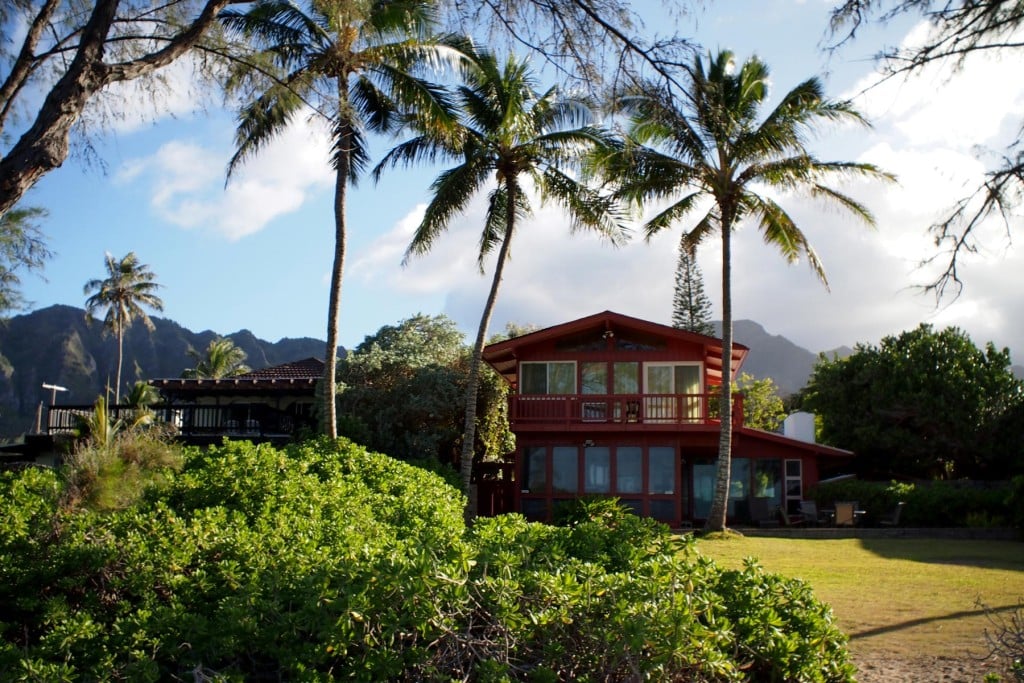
[374,44,628,517]
[83,252,164,406]
[608,50,893,532]
[220,0,460,438]
[183,337,251,379]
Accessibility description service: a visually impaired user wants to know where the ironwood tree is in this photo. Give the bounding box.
[829,0,1024,300]
[0,206,50,314]
[0,0,250,219]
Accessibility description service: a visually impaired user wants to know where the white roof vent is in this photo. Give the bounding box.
[783,412,816,443]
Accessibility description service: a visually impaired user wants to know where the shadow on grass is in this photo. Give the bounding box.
[857,538,1024,570]
[848,603,1020,641]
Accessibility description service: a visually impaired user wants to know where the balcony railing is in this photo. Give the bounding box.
[45,403,309,440]
[508,393,744,428]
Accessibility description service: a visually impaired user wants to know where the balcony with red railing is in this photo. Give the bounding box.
[507,392,744,431]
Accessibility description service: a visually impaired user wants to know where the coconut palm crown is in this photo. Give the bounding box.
[605,49,894,532]
[220,0,461,437]
[83,252,164,406]
[183,337,251,379]
[374,42,628,516]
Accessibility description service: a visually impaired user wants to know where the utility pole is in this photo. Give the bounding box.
[39,383,68,434]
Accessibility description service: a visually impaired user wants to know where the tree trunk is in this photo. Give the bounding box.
[459,181,517,521]
[705,216,733,532]
[115,322,124,407]
[323,79,351,439]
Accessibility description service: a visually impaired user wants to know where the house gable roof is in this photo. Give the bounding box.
[482,310,748,387]
[149,357,324,396]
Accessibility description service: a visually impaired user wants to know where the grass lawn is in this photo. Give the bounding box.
[697,535,1024,664]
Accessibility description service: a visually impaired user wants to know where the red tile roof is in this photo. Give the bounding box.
[149,357,325,396]
[235,357,325,381]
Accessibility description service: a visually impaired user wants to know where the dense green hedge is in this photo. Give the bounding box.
[809,478,1014,528]
[1,439,855,681]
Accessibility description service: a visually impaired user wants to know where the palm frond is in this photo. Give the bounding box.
[744,193,830,288]
[227,74,308,179]
[404,156,494,265]
[642,192,704,240]
[540,167,630,247]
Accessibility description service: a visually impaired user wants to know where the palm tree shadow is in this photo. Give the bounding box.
[848,603,1020,641]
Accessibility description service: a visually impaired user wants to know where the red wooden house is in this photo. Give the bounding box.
[480,311,851,527]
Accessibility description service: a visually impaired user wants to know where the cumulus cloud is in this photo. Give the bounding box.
[117,117,334,240]
[346,24,1024,363]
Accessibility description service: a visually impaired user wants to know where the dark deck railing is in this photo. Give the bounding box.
[508,393,744,428]
[46,403,307,440]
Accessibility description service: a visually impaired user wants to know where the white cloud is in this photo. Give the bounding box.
[118,117,334,240]
[849,21,1024,149]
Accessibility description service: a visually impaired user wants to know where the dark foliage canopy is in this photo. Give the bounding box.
[800,323,1024,479]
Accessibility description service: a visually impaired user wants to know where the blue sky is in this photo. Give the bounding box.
[14,1,1024,362]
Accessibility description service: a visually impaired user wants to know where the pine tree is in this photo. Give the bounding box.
[672,246,715,336]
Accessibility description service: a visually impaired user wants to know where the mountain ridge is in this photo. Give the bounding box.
[0,305,325,437]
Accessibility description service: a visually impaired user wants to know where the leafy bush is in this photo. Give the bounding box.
[1010,476,1024,536]
[2,443,855,681]
[419,499,855,681]
[810,479,1012,527]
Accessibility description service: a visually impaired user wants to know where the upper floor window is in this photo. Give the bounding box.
[521,361,576,394]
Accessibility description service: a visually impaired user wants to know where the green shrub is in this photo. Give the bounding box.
[1009,475,1024,535]
[417,499,855,682]
[2,443,855,681]
[810,479,1011,527]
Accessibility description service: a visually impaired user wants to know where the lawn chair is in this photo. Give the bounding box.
[879,501,906,527]
[834,500,860,527]
[777,505,806,527]
[799,500,824,526]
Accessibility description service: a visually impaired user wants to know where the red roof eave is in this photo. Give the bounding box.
[738,426,854,459]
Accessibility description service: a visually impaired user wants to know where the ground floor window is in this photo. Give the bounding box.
[521,447,789,525]
[692,457,782,523]
[519,443,679,523]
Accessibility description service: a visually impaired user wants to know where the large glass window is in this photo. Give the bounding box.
[645,363,702,421]
[522,446,547,492]
[581,362,609,420]
[648,446,675,494]
[649,499,676,522]
[552,446,578,493]
[613,362,639,394]
[616,446,642,493]
[728,458,750,518]
[584,446,610,493]
[693,461,715,519]
[581,362,607,394]
[521,362,576,394]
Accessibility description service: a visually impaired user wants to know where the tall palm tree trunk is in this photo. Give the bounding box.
[114,321,124,406]
[323,79,351,439]
[460,181,518,521]
[706,218,734,532]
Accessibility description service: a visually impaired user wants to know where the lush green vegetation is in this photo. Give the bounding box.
[1,438,857,681]
[799,324,1024,480]
[336,314,512,467]
[698,535,1024,677]
[810,477,1019,529]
